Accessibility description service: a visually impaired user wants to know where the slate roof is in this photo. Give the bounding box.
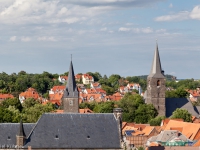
[63,61,79,98]
[24,113,121,149]
[0,123,35,146]
[166,98,199,117]
[148,44,165,79]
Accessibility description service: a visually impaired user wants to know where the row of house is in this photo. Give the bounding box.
[58,73,94,84]
[122,117,200,150]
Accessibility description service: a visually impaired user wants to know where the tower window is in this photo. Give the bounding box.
[157,80,161,87]
[69,100,73,106]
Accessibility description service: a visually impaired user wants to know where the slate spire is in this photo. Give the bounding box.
[18,119,26,137]
[63,60,78,98]
[148,43,165,78]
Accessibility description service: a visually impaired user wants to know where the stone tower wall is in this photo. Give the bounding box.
[62,97,79,113]
[146,77,166,116]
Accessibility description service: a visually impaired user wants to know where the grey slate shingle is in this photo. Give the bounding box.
[0,123,35,146]
[24,113,121,149]
[166,98,199,117]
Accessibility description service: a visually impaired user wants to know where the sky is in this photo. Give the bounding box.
[0,0,200,79]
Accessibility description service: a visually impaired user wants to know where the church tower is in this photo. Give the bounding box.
[62,61,79,113]
[146,44,166,116]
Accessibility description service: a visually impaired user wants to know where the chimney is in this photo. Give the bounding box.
[113,108,123,145]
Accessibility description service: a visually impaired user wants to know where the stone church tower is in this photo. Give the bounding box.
[62,61,79,113]
[146,44,166,116]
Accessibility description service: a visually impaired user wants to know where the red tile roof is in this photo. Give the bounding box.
[49,93,63,101]
[60,76,68,80]
[19,88,41,100]
[0,93,14,99]
[51,86,65,92]
[82,74,93,80]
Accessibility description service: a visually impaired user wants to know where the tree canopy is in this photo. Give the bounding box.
[171,108,192,122]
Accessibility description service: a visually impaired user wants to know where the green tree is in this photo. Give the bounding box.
[149,116,166,126]
[117,93,144,122]
[171,108,192,122]
[1,98,22,111]
[93,101,115,113]
[101,84,115,95]
[0,107,14,122]
[22,102,55,123]
[22,98,39,108]
[166,88,188,98]
[134,104,158,124]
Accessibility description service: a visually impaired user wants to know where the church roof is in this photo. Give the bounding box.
[63,61,78,98]
[148,44,165,79]
[0,113,121,149]
[166,98,199,118]
[0,123,35,147]
[24,113,120,149]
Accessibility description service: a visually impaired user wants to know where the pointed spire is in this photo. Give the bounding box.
[18,119,26,137]
[63,60,78,98]
[149,43,165,78]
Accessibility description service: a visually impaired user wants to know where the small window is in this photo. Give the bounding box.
[7,136,11,140]
[55,135,59,139]
[157,80,161,87]
[87,136,90,139]
[69,100,73,106]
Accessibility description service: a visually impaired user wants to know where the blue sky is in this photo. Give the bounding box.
[0,0,200,79]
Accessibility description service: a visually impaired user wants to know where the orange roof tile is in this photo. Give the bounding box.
[0,93,14,99]
[19,88,41,100]
[142,126,154,136]
[164,120,200,140]
[51,86,65,92]
[49,93,63,101]
[82,74,93,79]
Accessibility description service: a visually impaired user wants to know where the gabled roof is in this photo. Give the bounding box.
[164,120,200,140]
[142,126,155,136]
[25,113,121,149]
[82,74,93,80]
[148,44,165,79]
[166,98,199,117]
[51,86,65,92]
[63,61,78,98]
[19,88,41,100]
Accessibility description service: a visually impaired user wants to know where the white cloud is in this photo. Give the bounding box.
[190,5,200,20]
[156,29,166,33]
[140,27,153,33]
[119,27,153,33]
[155,5,200,21]
[9,36,17,41]
[169,3,173,8]
[0,0,164,25]
[100,27,107,31]
[119,27,130,31]
[21,37,31,42]
[155,11,189,21]
[37,36,57,41]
